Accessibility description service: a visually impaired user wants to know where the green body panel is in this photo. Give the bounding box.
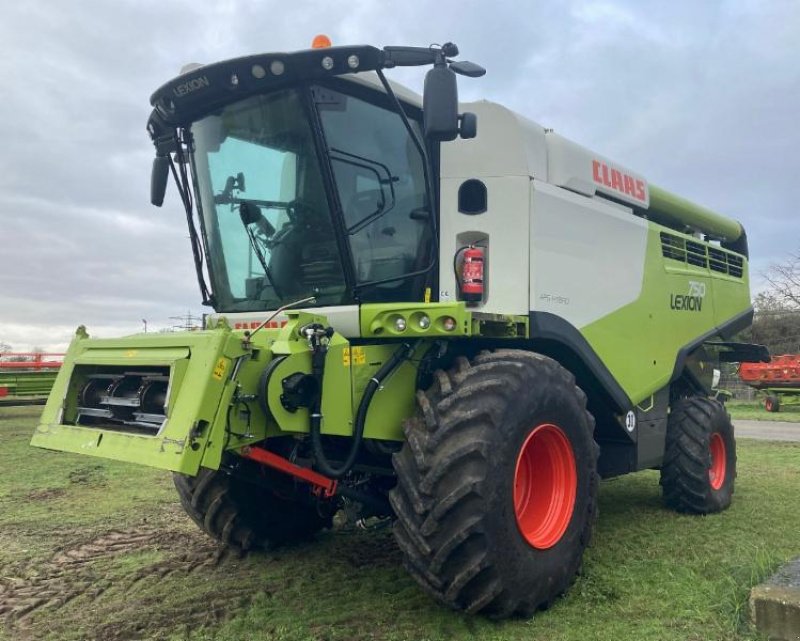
[649,185,743,242]
[350,344,421,441]
[264,316,354,437]
[360,302,472,338]
[262,311,425,440]
[580,222,750,405]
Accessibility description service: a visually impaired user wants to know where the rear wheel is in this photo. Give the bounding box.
[173,460,332,552]
[765,395,780,412]
[390,350,599,618]
[660,396,736,514]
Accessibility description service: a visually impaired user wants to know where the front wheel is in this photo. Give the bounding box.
[174,459,332,552]
[390,350,599,618]
[660,396,736,514]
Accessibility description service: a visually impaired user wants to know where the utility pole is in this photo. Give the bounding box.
[169,312,202,332]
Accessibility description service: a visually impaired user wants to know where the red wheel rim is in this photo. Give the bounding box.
[709,432,727,491]
[513,423,577,549]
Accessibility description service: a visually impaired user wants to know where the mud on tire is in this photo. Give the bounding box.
[390,349,599,618]
[174,461,331,552]
[660,396,736,514]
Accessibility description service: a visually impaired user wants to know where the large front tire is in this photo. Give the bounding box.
[174,462,332,552]
[390,350,599,618]
[660,396,736,514]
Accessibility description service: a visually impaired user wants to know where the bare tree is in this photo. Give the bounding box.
[0,341,10,355]
[764,248,800,309]
[747,255,800,354]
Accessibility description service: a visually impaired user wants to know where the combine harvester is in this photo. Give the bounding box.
[0,353,63,406]
[740,354,800,412]
[32,38,768,617]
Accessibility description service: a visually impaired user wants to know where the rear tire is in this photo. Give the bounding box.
[660,396,736,514]
[174,461,332,552]
[390,350,599,618]
[765,395,780,412]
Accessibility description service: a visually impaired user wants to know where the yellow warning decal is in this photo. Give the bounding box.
[124,350,138,358]
[212,357,228,380]
[343,346,365,367]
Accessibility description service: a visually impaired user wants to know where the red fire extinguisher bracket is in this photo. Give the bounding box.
[458,245,485,302]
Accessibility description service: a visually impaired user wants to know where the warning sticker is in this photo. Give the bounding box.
[212,357,228,380]
[343,346,365,367]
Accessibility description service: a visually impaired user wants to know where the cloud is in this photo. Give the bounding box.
[1,0,798,350]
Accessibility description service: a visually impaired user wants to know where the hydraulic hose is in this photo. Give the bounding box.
[310,341,413,479]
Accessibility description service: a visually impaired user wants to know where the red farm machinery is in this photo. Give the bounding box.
[739,354,800,412]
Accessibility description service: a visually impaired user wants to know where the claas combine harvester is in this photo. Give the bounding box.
[33,38,768,616]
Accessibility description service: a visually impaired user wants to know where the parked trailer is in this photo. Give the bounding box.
[740,355,800,412]
[0,353,63,405]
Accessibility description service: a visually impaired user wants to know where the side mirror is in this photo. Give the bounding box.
[150,155,170,207]
[459,112,477,139]
[449,60,486,78]
[423,65,459,142]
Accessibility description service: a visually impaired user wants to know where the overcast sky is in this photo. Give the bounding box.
[1,0,798,351]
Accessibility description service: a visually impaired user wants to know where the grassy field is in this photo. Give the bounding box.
[727,399,800,422]
[1,406,798,641]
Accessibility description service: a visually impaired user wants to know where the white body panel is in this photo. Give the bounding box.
[439,100,649,319]
[545,133,650,208]
[438,176,531,314]
[437,102,548,315]
[529,181,648,328]
[440,102,547,180]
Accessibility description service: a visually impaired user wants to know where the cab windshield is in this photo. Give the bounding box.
[190,83,433,312]
[191,89,347,311]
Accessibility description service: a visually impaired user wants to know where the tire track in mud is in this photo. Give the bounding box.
[0,525,242,638]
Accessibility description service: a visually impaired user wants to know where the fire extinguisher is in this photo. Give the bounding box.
[458,245,484,303]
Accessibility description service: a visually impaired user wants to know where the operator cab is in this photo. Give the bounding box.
[147,41,484,313]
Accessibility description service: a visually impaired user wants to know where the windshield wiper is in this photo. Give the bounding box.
[239,202,283,299]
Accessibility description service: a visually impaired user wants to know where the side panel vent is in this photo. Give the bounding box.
[685,241,708,268]
[708,247,728,273]
[727,253,744,278]
[660,232,744,278]
[660,233,687,261]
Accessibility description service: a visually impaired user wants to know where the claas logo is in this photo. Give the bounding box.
[592,160,647,203]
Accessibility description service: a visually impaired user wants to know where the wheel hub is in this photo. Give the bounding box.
[513,423,577,549]
[709,432,727,490]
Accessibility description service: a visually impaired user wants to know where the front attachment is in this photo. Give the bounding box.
[32,325,247,475]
